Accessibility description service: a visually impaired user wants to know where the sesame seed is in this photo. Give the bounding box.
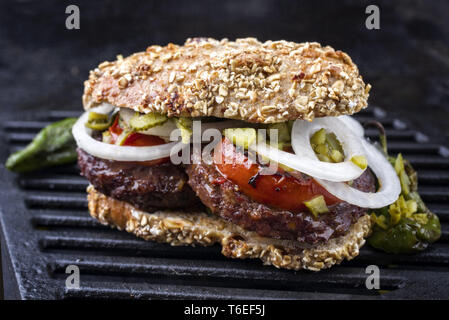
[215,96,224,104]
[169,71,176,83]
[219,84,228,96]
[118,76,128,89]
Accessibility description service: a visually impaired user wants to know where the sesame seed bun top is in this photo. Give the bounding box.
[83,37,371,123]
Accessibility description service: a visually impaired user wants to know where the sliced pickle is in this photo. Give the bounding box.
[267,122,290,143]
[325,132,343,153]
[85,122,111,131]
[371,213,388,229]
[317,154,331,162]
[310,128,326,145]
[129,112,168,131]
[315,144,329,156]
[400,170,411,195]
[350,155,368,169]
[115,130,133,146]
[407,200,418,215]
[394,153,404,174]
[311,128,345,164]
[224,128,256,149]
[174,117,193,143]
[88,111,109,122]
[412,213,428,225]
[330,149,344,162]
[85,111,114,131]
[304,195,329,217]
[395,154,411,195]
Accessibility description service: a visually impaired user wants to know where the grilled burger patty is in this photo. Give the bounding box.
[77,149,200,212]
[186,162,376,244]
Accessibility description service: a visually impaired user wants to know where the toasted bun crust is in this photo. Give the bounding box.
[87,186,372,271]
[83,38,370,123]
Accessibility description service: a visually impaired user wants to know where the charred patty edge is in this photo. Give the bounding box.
[186,161,376,244]
[77,148,201,212]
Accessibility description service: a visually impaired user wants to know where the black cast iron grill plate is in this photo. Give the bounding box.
[1,107,449,299]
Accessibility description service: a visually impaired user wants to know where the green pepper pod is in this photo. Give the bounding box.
[5,117,78,173]
[366,122,441,254]
[368,212,441,254]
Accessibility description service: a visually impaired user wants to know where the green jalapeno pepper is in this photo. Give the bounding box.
[366,121,441,253]
[5,117,78,173]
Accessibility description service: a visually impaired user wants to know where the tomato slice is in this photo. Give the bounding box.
[213,137,341,212]
[122,132,166,147]
[108,115,123,144]
[123,133,170,166]
[107,116,169,166]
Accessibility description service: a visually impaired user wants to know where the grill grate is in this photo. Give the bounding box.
[1,106,449,299]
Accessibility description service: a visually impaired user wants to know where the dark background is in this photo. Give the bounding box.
[0,0,448,145]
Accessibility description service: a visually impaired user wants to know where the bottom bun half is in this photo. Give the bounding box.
[87,185,372,271]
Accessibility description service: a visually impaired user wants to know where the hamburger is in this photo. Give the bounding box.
[72,38,402,271]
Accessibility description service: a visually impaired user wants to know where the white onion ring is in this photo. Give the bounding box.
[315,139,401,208]
[291,117,366,162]
[337,115,364,138]
[72,106,179,162]
[275,117,367,181]
[251,142,365,182]
[251,116,400,208]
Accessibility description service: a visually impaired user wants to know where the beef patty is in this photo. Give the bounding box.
[77,149,200,212]
[186,162,376,244]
